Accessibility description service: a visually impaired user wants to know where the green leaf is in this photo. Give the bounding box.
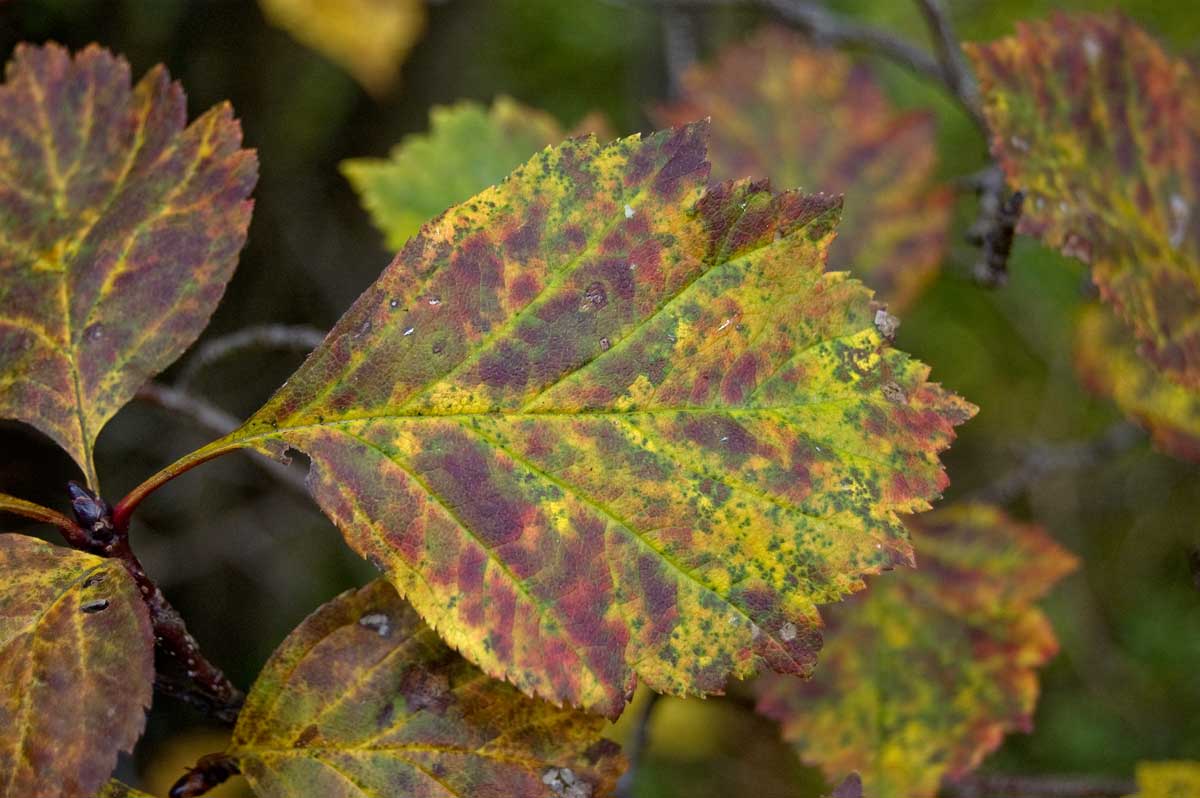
[259,0,425,96]
[754,504,1077,798]
[342,97,579,251]
[0,534,154,798]
[1076,306,1200,462]
[654,26,953,311]
[185,121,974,716]
[0,44,257,487]
[230,579,623,797]
[967,14,1200,389]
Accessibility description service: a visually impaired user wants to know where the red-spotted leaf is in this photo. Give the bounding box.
[754,504,1077,798]
[0,533,154,798]
[0,44,257,486]
[967,14,1200,388]
[181,121,974,717]
[229,579,623,797]
[655,26,953,311]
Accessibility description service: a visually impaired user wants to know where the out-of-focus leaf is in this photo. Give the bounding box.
[0,534,154,798]
[1135,761,1200,798]
[967,14,1200,388]
[755,504,1076,798]
[95,782,157,798]
[258,0,425,96]
[1076,306,1200,462]
[181,121,974,717]
[343,97,609,251]
[655,26,953,311]
[0,44,257,487]
[229,579,623,797]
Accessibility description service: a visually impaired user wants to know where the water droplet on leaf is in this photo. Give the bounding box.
[81,598,109,613]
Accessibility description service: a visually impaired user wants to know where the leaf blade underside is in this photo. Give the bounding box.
[208,121,973,716]
[654,26,953,311]
[754,504,1077,798]
[0,534,154,798]
[0,43,257,486]
[230,579,623,798]
[967,14,1200,389]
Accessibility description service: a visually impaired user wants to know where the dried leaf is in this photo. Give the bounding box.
[259,0,425,96]
[655,27,953,311]
[0,534,154,798]
[196,121,973,716]
[230,579,623,797]
[967,14,1200,388]
[1135,761,1200,798]
[343,97,604,251]
[1076,306,1200,462]
[0,44,257,487]
[754,504,1076,798]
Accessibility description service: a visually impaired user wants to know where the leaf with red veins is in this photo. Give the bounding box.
[230,579,624,797]
[754,505,1077,798]
[967,14,1200,388]
[655,26,953,311]
[0,44,257,486]
[0,534,154,798]
[183,121,973,717]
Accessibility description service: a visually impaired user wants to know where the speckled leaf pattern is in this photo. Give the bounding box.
[259,0,425,96]
[967,14,1200,388]
[230,579,623,798]
[0,534,155,798]
[200,121,973,717]
[94,782,157,798]
[0,44,257,486]
[1135,761,1200,798]
[654,27,953,311]
[343,97,608,252]
[1076,306,1200,463]
[754,505,1076,798]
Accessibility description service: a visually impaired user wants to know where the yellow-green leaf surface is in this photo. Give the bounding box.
[1076,306,1200,462]
[654,26,953,311]
[754,505,1076,798]
[231,579,623,797]
[192,121,973,717]
[1135,762,1200,798]
[967,14,1200,388]
[0,44,257,487]
[0,534,155,798]
[259,0,425,96]
[342,97,600,252]
[95,782,157,798]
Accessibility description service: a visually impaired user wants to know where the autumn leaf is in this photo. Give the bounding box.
[259,0,425,96]
[170,121,973,717]
[1134,761,1200,798]
[343,97,608,251]
[1076,306,1200,462]
[0,44,257,487]
[0,534,155,798]
[229,579,623,797]
[754,504,1076,798]
[967,14,1200,388]
[655,26,953,311]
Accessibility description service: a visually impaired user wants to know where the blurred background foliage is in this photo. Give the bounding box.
[0,1,1197,795]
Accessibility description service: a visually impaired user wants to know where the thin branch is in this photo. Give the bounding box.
[177,324,326,390]
[0,490,89,541]
[662,6,701,99]
[616,692,662,798]
[972,422,1144,505]
[914,0,985,131]
[945,773,1137,798]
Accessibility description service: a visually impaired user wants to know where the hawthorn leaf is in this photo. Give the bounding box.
[654,26,953,311]
[967,14,1200,388]
[754,504,1077,798]
[1134,762,1200,798]
[1076,306,1200,462]
[193,121,974,716]
[95,783,157,798]
[0,44,257,487]
[259,0,425,96]
[0,533,155,798]
[343,97,608,251]
[230,579,624,798]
